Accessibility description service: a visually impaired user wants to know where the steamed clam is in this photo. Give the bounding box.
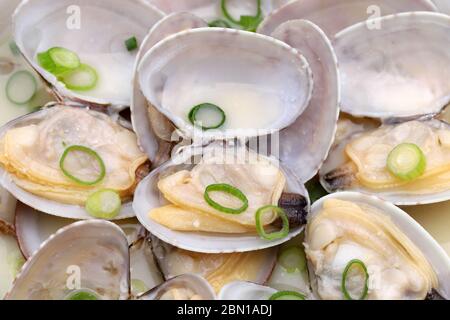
[305,192,449,300]
[0,106,148,219]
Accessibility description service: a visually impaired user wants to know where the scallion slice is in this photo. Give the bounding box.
[221,0,262,31]
[269,291,306,300]
[208,19,232,28]
[278,246,307,273]
[6,71,37,105]
[341,259,369,300]
[59,145,106,186]
[38,47,81,76]
[387,143,426,181]
[125,36,138,52]
[188,103,226,130]
[59,64,98,91]
[255,205,289,241]
[204,184,248,214]
[85,189,122,220]
[65,289,99,300]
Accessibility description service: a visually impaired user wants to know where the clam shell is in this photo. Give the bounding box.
[308,192,450,300]
[257,0,437,37]
[0,107,140,220]
[5,220,130,300]
[335,12,450,119]
[13,0,164,108]
[0,230,24,299]
[218,281,276,300]
[131,12,208,163]
[271,20,339,182]
[0,187,17,234]
[433,0,450,14]
[137,27,313,140]
[133,143,309,253]
[138,273,216,300]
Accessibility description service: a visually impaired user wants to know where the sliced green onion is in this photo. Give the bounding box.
[6,71,37,105]
[341,259,369,300]
[269,291,306,300]
[37,47,80,76]
[221,0,263,31]
[59,145,106,186]
[85,189,122,220]
[387,143,426,181]
[65,289,99,300]
[9,41,20,56]
[255,205,289,241]
[125,36,138,52]
[59,64,98,91]
[204,184,248,214]
[278,246,307,273]
[208,19,232,28]
[188,103,226,130]
[131,279,149,295]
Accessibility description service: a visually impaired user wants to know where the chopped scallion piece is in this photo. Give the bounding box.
[125,36,138,52]
[204,184,248,214]
[269,291,306,300]
[65,289,99,300]
[6,71,37,105]
[341,259,369,300]
[59,63,98,91]
[37,47,80,76]
[188,103,226,130]
[85,189,122,220]
[59,145,106,186]
[221,0,262,31]
[387,143,426,181]
[278,246,307,273]
[255,205,289,241]
[208,19,232,28]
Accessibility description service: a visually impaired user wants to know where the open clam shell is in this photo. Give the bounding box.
[137,27,313,141]
[138,273,216,300]
[131,12,208,163]
[0,106,147,220]
[133,143,310,253]
[13,0,164,108]
[320,119,450,205]
[271,20,339,182]
[257,0,437,37]
[306,192,450,300]
[433,0,450,14]
[5,220,130,300]
[335,12,450,119]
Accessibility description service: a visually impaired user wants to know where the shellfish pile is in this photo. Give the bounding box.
[0,0,448,301]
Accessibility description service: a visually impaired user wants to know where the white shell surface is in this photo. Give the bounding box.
[13,0,164,107]
[272,20,339,182]
[133,144,308,253]
[5,220,130,300]
[309,192,450,300]
[218,281,276,300]
[131,13,208,162]
[137,28,313,140]
[335,12,450,119]
[258,0,437,36]
[0,108,138,220]
[433,0,450,14]
[0,230,24,299]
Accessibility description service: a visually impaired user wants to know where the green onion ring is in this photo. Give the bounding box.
[341,259,369,300]
[59,145,106,186]
[255,205,289,241]
[188,103,226,130]
[208,19,232,28]
[269,291,306,300]
[204,184,248,214]
[221,0,262,25]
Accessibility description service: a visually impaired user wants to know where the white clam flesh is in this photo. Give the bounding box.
[218,281,276,300]
[0,106,148,219]
[305,192,450,300]
[257,0,437,37]
[137,28,313,140]
[335,12,450,119]
[5,220,130,300]
[13,0,164,107]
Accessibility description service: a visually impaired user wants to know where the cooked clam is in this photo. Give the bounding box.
[0,226,24,299]
[0,106,148,219]
[305,192,449,300]
[321,120,450,205]
[13,0,164,107]
[5,220,130,300]
[134,144,309,253]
